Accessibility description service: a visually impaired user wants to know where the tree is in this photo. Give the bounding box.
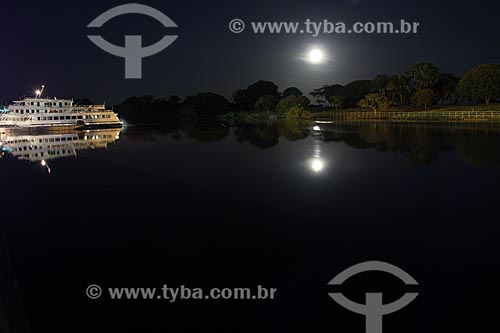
[233,80,280,110]
[283,87,303,97]
[458,64,500,104]
[181,92,230,116]
[406,63,440,91]
[338,80,372,107]
[327,95,343,112]
[358,93,392,114]
[276,95,310,115]
[435,73,460,104]
[310,84,343,106]
[386,75,411,105]
[371,75,390,95]
[411,89,436,109]
[254,95,279,114]
[283,105,310,119]
[232,89,248,109]
[117,95,179,123]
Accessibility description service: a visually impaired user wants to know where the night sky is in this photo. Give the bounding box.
[1,0,500,104]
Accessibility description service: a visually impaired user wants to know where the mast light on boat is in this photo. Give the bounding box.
[35,85,45,98]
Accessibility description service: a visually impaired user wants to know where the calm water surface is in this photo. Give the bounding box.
[1,121,499,332]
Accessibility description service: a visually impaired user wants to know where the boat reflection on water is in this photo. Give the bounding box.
[0,128,122,172]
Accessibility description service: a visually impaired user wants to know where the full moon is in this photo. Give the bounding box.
[308,48,324,64]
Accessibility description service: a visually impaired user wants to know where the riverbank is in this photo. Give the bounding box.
[320,110,500,123]
[221,104,500,123]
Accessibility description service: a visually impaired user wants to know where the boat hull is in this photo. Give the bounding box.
[1,122,123,135]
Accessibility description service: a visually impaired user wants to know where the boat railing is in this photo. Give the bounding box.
[71,105,112,113]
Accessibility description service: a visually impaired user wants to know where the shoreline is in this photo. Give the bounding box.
[222,107,500,124]
[314,110,500,123]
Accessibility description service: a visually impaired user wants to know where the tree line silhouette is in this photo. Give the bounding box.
[111,62,500,123]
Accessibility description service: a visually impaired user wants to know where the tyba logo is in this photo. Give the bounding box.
[328,261,419,333]
[87,3,178,79]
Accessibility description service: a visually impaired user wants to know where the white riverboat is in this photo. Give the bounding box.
[0,86,122,129]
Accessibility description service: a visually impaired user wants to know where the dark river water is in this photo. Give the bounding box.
[1,121,499,332]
